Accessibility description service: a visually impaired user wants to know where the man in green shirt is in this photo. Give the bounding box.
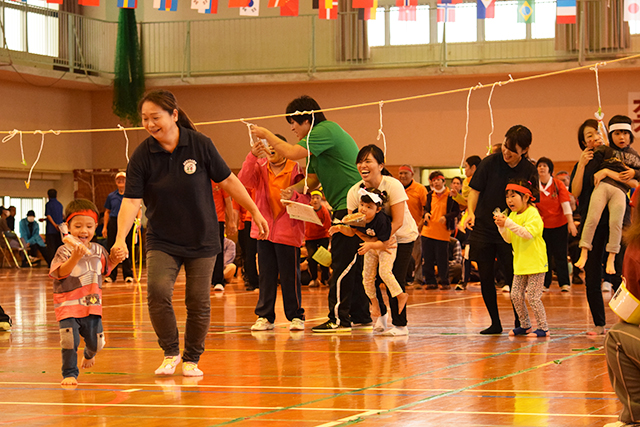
[252,95,370,332]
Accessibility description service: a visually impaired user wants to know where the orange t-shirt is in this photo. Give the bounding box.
[422,189,451,242]
[404,180,428,227]
[212,181,229,222]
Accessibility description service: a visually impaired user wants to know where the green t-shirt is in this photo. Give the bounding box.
[297,121,361,211]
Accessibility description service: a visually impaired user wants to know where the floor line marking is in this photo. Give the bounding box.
[314,410,380,427]
[208,333,582,426]
[328,345,606,427]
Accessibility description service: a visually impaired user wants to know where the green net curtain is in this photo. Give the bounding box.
[113,8,145,126]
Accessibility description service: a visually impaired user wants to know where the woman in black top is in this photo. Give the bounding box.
[113,90,268,377]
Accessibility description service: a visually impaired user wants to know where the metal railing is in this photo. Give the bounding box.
[0,0,637,80]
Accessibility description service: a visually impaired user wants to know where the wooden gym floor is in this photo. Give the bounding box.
[0,266,621,426]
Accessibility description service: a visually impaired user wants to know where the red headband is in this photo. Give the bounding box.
[67,210,98,224]
[506,183,535,201]
[398,166,413,173]
[431,174,445,181]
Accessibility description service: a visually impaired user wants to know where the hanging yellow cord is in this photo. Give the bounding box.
[1,54,639,136]
[131,217,143,283]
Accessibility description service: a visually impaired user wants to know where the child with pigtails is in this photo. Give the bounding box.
[330,186,409,320]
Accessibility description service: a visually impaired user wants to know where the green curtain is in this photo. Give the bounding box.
[113,8,145,126]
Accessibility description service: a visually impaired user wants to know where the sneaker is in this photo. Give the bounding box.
[501,285,510,293]
[125,277,134,283]
[155,356,180,375]
[289,318,305,331]
[602,281,613,292]
[373,312,389,333]
[381,326,409,336]
[213,283,225,292]
[311,320,351,333]
[542,287,550,292]
[352,322,373,330]
[0,321,11,331]
[251,318,275,331]
[182,362,203,377]
[560,285,570,292]
[104,277,113,283]
[455,283,464,291]
[572,274,584,285]
[308,280,319,288]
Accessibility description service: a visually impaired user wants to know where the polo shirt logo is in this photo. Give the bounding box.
[183,159,197,175]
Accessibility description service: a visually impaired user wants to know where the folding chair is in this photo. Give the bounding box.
[2,233,20,268]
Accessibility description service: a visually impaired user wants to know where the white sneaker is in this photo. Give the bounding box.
[104,277,113,283]
[213,283,224,292]
[381,326,409,336]
[155,356,180,375]
[560,285,570,292]
[501,285,510,293]
[251,317,275,331]
[182,362,203,377]
[374,312,388,333]
[125,277,134,283]
[602,281,613,292]
[289,318,305,331]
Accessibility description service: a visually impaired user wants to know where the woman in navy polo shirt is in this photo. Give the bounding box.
[112,90,268,378]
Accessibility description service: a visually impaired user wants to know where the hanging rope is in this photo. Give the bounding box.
[303,111,316,195]
[590,62,608,141]
[461,83,483,170]
[26,130,60,189]
[486,83,497,157]
[376,101,387,159]
[2,129,27,166]
[117,124,131,163]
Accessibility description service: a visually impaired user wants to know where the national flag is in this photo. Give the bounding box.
[79,0,100,5]
[268,0,289,6]
[398,5,416,20]
[395,0,417,5]
[354,0,373,7]
[229,0,251,6]
[517,0,534,22]
[157,0,178,10]
[556,0,576,24]
[477,0,495,19]
[191,0,208,11]
[46,0,63,3]
[624,0,640,21]
[117,0,137,8]
[280,0,298,16]
[320,0,338,19]
[437,0,456,22]
[357,0,377,20]
[199,0,218,13]
[240,0,260,15]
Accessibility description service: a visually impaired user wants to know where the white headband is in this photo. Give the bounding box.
[358,187,382,204]
[610,123,632,132]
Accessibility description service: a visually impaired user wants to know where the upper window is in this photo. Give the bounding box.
[437,2,477,43]
[390,5,430,45]
[1,0,59,57]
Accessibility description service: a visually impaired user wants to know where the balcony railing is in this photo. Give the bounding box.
[0,0,637,80]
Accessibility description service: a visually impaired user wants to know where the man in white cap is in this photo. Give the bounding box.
[104,172,135,283]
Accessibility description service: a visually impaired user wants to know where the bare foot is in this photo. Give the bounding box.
[605,253,616,275]
[81,356,95,369]
[370,298,381,317]
[574,248,588,270]
[61,377,78,387]
[397,292,408,313]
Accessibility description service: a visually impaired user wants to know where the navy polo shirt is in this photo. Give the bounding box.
[124,126,231,258]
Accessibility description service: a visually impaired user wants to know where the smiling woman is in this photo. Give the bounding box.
[110,89,268,378]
